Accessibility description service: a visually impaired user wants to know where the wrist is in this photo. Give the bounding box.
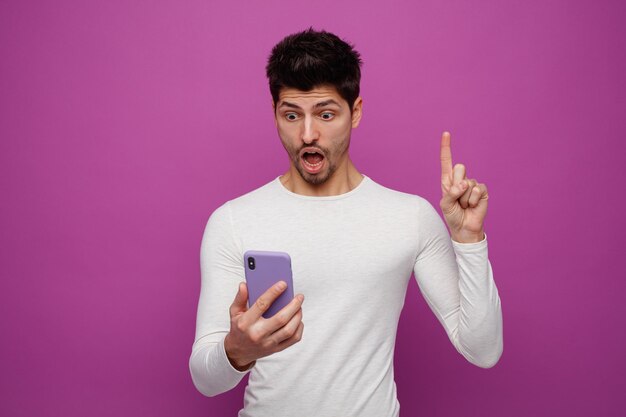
[224,333,255,372]
[451,230,485,243]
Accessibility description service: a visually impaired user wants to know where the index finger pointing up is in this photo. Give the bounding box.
[440,131,453,177]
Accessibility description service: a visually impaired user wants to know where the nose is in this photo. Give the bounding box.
[302,115,319,144]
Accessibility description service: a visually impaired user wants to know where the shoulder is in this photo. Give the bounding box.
[208,177,279,220]
[365,176,437,216]
[224,177,281,215]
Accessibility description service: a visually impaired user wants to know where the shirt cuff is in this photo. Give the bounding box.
[452,232,488,252]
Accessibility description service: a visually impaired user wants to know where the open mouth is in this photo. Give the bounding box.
[300,148,325,173]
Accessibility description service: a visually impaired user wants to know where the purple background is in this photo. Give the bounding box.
[1,1,624,416]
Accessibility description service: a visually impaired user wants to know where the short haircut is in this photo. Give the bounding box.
[266,27,363,114]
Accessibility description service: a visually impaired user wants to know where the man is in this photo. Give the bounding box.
[189,27,503,417]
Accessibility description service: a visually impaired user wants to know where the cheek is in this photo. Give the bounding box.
[277,121,298,135]
[277,128,298,152]
[326,122,351,146]
[276,124,292,140]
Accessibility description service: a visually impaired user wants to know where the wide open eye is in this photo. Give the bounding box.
[285,113,298,121]
[320,112,334,120]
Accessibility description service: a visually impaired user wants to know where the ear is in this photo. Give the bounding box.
[351,96,363,128]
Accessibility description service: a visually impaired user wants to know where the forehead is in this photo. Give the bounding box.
[277,85,347,108]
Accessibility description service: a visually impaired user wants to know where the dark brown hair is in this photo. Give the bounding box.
[266,27,363,114]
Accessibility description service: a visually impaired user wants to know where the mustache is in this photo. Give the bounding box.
[299,146,327,156]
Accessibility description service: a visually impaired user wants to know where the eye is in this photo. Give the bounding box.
[285,113,298,121]
[320,112,334,120]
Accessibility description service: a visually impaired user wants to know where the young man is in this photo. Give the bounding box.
[189,28,503,417]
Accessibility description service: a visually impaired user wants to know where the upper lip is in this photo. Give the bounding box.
[299,147,325,158]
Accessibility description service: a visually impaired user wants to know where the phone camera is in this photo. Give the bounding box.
[248,257,256,270]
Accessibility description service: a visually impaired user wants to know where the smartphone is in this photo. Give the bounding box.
[243,250,294,319]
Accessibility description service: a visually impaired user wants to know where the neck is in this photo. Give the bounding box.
[280,158,364,197]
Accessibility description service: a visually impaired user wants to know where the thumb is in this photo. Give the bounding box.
[230,282,249,316]
[441,181,467,211]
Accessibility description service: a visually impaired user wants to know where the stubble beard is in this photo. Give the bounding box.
[283,139,349,186]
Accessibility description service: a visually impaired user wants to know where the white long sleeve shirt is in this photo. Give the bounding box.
[189,175,503,417]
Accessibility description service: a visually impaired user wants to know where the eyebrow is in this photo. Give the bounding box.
[278,99,341,110]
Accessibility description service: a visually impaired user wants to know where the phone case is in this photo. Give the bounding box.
[243,250,294,319]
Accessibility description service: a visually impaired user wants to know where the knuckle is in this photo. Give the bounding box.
[236,320,246,333]
[284,326,296,339]
[249,330,262,344]
[255,297,269,312]
[264,338,278,350]
[275,313,288,327]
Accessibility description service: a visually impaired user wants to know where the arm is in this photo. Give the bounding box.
[413,201,503,368]
[188,202,305,396]
[189,202,252,397]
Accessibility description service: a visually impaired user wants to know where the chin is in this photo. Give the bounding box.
[296,165,333,185]
[303,175,329,185]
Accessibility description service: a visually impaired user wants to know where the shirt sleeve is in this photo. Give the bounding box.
[412,201,503,368]
[189,201,255,397]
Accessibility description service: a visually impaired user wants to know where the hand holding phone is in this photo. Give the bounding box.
[244,250,294,319]
[223,251,305,371]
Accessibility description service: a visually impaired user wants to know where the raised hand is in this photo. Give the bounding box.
[224,281,305,371]
[439,131,488,243]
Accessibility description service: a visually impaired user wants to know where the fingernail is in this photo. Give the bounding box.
[297,294,304,302]
[277,281,287,290]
